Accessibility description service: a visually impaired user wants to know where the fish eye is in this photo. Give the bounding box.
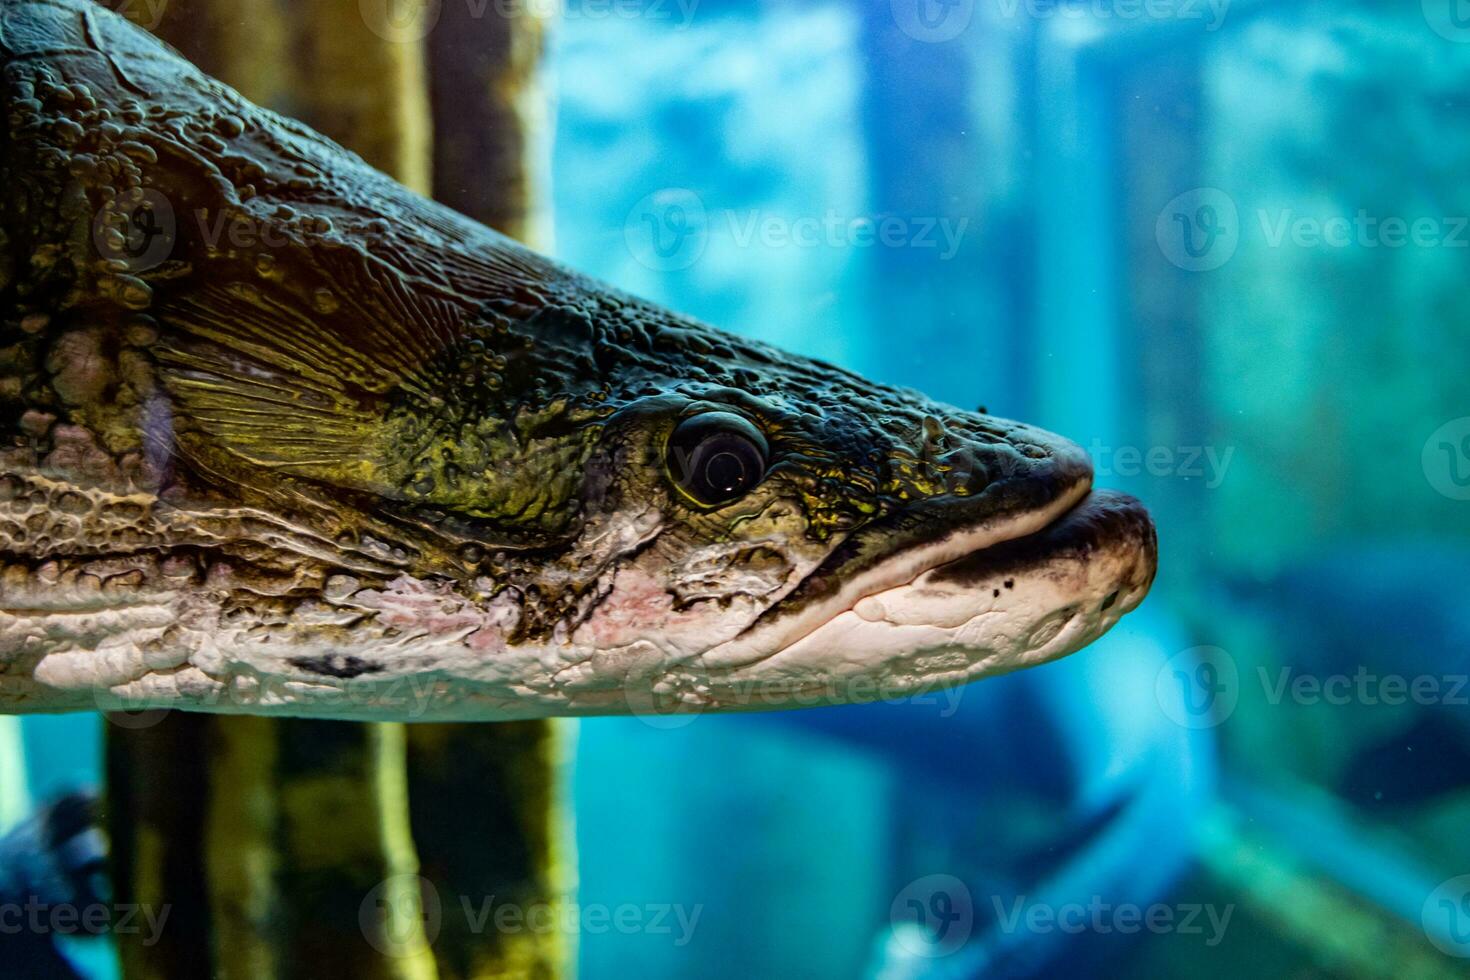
[666,412,769,507]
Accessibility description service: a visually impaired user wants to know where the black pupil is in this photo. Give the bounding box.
[668,413,768,506]
[703,449,748,494]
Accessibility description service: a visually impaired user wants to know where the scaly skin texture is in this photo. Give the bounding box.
[0,0,1156,721]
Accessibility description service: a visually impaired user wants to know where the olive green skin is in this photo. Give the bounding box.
[0,0,1101,716]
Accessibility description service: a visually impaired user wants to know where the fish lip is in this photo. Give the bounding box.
[697,445,1099,670]
[690,487,1157,707]
[925,487,1157,591]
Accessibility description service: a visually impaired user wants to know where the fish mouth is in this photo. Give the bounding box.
[696,483,1157,705]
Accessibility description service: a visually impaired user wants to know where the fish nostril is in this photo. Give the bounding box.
[1100,590,1119,612]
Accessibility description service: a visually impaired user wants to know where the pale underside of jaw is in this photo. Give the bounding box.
[1,478,1149,722]
[644,487,1156,714]
[695,475,1096,673]
[695,505,1153,711]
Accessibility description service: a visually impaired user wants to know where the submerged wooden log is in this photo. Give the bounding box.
[103,2,567,977]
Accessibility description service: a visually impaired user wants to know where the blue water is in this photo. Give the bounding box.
[6,1,1469,976]
[552,1,1470,976]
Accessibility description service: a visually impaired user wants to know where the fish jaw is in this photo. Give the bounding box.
[691,489,1158,712]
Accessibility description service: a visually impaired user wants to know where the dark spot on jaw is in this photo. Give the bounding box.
[290,654,384,679]
[1004,579,1014,590]
[992,589,1000,598]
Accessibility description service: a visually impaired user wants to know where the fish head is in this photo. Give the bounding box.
[533,312,1157,716]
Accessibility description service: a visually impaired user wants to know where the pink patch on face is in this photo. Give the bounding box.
[355,577,517,653]
[577,566,676,648]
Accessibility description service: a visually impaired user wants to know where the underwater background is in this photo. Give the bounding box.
[7,0,1470,976]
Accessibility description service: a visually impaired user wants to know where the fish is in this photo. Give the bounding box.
[0,0,1156,722]
[0,791,108,979]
